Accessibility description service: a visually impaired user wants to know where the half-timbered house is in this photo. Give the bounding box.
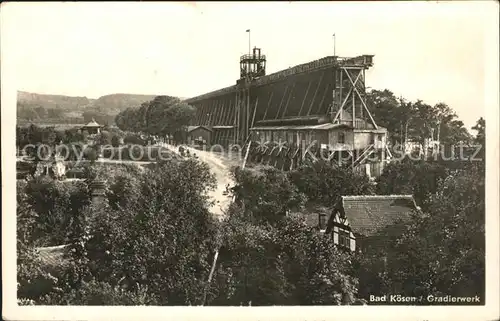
[325,195,419,252]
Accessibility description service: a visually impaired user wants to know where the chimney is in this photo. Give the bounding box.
[89,179,107,207]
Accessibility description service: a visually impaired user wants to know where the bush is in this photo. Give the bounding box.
[83,146,99,162]
[111,135,121,147]
[231,166,306,224]
[38,280,158,305]
[20,177,91,246]
[289,160,375,207]
[17,185,62,300]
[124,135,146,146]
[95,131,112,146]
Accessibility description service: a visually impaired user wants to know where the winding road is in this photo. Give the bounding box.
[162,144,240,219]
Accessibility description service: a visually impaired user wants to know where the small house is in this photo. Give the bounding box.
[325,195,419,252]
[187,125,212,146]
[81,119,103,135]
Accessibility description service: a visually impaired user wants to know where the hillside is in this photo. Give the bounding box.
[17,91,95,110]
[92,93,159,114]
[17,91,161,115]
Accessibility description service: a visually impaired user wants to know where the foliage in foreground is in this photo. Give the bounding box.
[356,163,485,303]
[17,154,485,305]
[211,212,361,305]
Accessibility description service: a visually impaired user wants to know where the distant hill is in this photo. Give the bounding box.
[17,91,161,115]
[92,93,159,114]
[17,91,95,110]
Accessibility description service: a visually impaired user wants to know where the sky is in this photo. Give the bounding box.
[1,1,495,129]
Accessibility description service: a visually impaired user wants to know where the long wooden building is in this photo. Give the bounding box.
[185,47,392,176]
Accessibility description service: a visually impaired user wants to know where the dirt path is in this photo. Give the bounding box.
[162,144,242,219]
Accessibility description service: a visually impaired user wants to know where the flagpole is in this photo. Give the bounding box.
[248,29,251,56]
[333,33,336,56]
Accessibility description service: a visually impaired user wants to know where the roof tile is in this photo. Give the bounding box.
[340,195,417,237]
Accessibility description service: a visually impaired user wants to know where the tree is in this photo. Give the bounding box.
[366,89,405,146]
[17,180,57,301]
[289,161,375,207]
[210,164,363,306]
[34,106,48,119]
[95,131,112,146]
[114,96,196,137]
[83,146,99,163]
[161,101,196,136]
[209,200,361,305]
[47,108,64,119]
[111,135,121,147]
[367,90,471,148]
[357,164,484,304]
[66,159,218,305]
[472,117,485,143]
[376,157,448,207]
[63,128,86,144]
[21,177,91,246]
[231,166,306,224]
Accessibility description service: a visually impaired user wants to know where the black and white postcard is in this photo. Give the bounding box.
[2,2,499,321]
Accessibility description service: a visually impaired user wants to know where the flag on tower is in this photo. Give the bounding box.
[246,29,250,32]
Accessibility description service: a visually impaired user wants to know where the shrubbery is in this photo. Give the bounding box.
[123,135,146,146]
[38,280,159,305]
[19,177,91,246]
[16,145,485,305]
[101,146,175,161]
[111,135,121,147]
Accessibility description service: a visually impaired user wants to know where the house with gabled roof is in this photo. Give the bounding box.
[187,125,212,146]
[81,118,103,135]
[325,195,419,252]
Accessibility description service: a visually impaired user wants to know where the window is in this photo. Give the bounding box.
[339,229,350,248]
[370,134,375,145]
[338,132,345,144]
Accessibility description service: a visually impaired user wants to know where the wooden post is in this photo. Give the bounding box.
[250,97,259,129]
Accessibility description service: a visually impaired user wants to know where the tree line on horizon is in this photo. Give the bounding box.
[366,89,475,147]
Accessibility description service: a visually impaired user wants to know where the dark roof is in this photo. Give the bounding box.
[289,202,331,228]
[332,195,418,237]
[187,125,212,133]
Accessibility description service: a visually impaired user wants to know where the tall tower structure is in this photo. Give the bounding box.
[331,55,377,129]
[235,48,266,144]
[239,47,266,79]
